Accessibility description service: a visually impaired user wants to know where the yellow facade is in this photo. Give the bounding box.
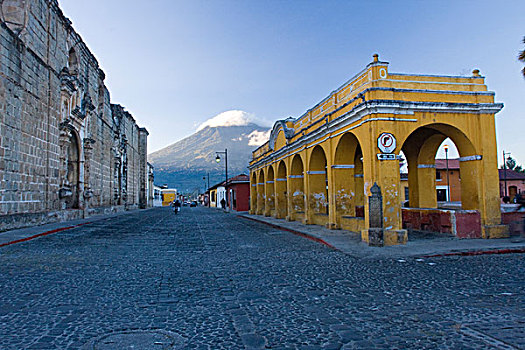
[161,189,177,206]
[249,55,506,246]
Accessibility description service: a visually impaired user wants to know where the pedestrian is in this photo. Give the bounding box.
[220,198,226,209]
[173,198,181,214]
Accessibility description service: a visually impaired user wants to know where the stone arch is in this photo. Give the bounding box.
[256,169,265,215]
[333,132,363,228]
[289,154,305,220]
[265,165,275,216]
[275,160,288,219]
[401,123,479,210]
[307,145,328,224]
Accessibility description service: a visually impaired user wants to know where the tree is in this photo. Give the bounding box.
[520,36,525,78]
[501,156,525,173]
[506,156,517,170]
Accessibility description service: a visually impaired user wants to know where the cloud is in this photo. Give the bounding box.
[247,130,271,146]
[196,110,271,131]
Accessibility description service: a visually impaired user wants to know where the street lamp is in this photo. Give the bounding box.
[444,144,450,202]
[203,173,210,206]
[503,150,511,198]
[215,149,228,210]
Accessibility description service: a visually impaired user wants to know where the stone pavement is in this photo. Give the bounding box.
[237,212,525,259]
[0,206,523,349]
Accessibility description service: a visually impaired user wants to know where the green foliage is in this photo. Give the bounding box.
[506,156,517,170]
[501,156,525,173]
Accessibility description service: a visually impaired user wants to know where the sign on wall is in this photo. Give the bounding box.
[377,133,396,154]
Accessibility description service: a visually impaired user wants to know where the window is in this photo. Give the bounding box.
[436,170,441,180]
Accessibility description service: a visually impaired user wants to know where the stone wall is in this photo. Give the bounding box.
[0,0,149,230]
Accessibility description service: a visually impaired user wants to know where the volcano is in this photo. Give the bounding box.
[148,123,270,193]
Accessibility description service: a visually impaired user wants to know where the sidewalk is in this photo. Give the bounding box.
[0,208,153,248]
[237,213,525,259]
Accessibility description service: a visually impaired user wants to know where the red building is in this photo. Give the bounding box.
[226,174,250,212]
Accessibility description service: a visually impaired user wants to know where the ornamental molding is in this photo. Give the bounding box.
[248,98,503,170]
[268,119,295,151]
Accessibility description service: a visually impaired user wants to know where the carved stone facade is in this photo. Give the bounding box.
[0,0,150,230]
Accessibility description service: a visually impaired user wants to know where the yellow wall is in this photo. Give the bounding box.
[161,190,177,206]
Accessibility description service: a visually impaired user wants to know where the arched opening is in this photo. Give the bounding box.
[354,146,364,218]
[289,154,305,221]
[401,123,477,210]
[333,132,365,231]
[266,166,275,216]
[275,160,288,219]
[308,145,328,225]
[68,48,78,75]
[250,172,257,213]
[66,131,81,209]
[256,169,265,215]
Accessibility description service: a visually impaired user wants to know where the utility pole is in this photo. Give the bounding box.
[503,150,511,198]
[216,149,228,210]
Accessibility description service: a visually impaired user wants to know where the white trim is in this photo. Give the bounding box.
[306,171,326,175]
[332,164,355,169]
[418,164,436,168]
[266,181,274,184]
[381,78,484,87]
[390,72,484,79]
[288,175,304,179]
[459,155,482,162]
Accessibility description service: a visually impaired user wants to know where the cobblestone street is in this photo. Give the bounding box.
[0,207,523,349]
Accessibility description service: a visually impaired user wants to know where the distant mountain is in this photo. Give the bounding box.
[148,124,270,193]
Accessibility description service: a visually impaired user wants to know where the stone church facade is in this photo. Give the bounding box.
[0,0,150,230]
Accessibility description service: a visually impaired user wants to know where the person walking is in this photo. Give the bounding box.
[172,198,181,214]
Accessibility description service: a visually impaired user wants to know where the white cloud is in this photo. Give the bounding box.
[247,130,271,146]
[196,110,271,131]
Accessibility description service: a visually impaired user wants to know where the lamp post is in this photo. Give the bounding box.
[503,150,511,198]
[215,149,228,210]
[444,144,450,202]
[203,173,210,206]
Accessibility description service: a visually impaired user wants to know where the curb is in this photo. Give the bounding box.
[0,222,91,248]
[422,248,525,258]
[237,215,339,251]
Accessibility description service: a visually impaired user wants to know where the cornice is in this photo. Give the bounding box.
[248,99,503,171]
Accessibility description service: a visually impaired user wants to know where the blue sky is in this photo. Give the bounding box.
[59,0,525,165]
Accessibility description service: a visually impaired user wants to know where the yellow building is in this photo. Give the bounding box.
[161,189,177,206]
[249,54,506,246]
